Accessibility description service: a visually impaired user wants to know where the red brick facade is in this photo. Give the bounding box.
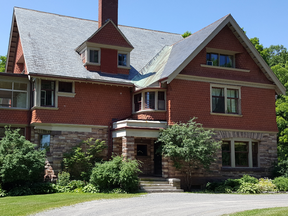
[13,38,26,74]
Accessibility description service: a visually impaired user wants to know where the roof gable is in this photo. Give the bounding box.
[86,20,133,49]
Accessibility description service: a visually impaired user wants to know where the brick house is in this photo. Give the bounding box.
[1,0,285,185]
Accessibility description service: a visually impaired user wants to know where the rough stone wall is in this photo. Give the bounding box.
[112,137,122,156]
[122,136,135,159]
[31,127,108,173]
[163,130,278,186]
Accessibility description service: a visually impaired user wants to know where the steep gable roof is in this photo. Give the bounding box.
[133,14,285,95]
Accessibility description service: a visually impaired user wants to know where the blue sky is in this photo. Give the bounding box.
[1,0,287,56]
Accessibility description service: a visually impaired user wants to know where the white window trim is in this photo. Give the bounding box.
[0,80,29,110]
[222,138,259,168]
[87,47,101,65]
[210,84,241,115]
[132,90,166,113]
[117,51,130,69]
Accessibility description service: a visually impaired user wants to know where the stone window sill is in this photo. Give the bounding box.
[31,106,59,111]
[221,167,265,172]
[210,112,242,117]
[201,64,250,73]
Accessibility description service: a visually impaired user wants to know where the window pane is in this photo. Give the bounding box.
[137,145,147,156]
[118,54,127,66]
[158,91,165,110]
[212,97,225,113]
[13,92,27,108]
[14,83,27,91]
[59,82,73,93]
[134,93,141,112]
[41,81,55,107]
[90,50,99,63]
[252,142,258,167]
[235,142,248,167]
[0,90,12,107]
[145,92,155,109]
[220,55,233,67]
[40,134,50,153]
[227,98,238,113]
[207,53,218,66]
[212,88,223,96]
[227,89,238,98]
[0,82,12,90]
[222,141,231,166]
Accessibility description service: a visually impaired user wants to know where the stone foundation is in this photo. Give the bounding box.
[162,130,278,186]
[31,127,108,173]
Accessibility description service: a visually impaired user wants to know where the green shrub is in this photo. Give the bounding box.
[258,178,277,192]
[57,172,70,186]
[83,183,99,193]
[66,180,86,190]
[273,176,288,191]
[8,186,33,196]
[237,182,260,194]
[224,178,242,191]
[109,188,127,194]
[0,185,6,197]
[273,160,288,177]
[205,181,224,191]
[215,185,233,193]
[30,182,56,194]
[240,174,258,184]
[90,156,141,193]
[63,138,106,181]
[0,127,46,190]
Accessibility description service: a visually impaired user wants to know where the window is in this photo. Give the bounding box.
[40,134,50,153]
[222,139,258,168]
[89,49,99,64]
[59,82,73,93]
[41,80,55,107]
[118,53,127,66]
[137,145,147,156]
[207,53,233,67]
[211,86,240,114]
[145,92,155,109]
[133,91,166,112]
[0,81,28,109]
[134,93,142,112]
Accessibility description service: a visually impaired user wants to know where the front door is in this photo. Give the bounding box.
[154,142,162,176]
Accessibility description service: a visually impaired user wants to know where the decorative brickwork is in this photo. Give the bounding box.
[31,127,108,173]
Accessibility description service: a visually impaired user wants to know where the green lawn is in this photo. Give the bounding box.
[225,207,288,216]
[0,193,143,216]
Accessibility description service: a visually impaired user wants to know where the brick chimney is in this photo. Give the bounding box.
[98,0,118,28]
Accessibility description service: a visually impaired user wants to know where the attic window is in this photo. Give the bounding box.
[89,49,99,64]
[207,53,233,67]
[118,53,127,66]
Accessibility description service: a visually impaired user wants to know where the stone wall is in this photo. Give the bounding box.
[162,130,278,187]
[31,127,108,173]
[135,138,154,175]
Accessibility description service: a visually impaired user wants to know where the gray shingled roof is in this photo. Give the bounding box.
[14,7,183,85]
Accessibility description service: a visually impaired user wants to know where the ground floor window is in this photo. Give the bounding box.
[222,139,258,168]
[137,145,147,156]
[40,134,51,153]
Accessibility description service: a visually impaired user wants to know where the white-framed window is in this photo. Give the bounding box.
[40,134,51,153]
[207,53,234,68]
[41,80,55,107]
[118,51,130,68]
[0,81,28,109]
[133,90,166,112]
[211,84,241,114]
[222,139,258,168]
[88,48,100,64]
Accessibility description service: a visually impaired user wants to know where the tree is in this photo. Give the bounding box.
[0,55,6,72]
[182,31,192,38]
[157,118,221,190]
[0,127,46,190]
[267,45,288,67]
[250,37,269,64]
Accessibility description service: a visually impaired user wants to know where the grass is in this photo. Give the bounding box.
[0,193,143,216]
[225,207,288,216]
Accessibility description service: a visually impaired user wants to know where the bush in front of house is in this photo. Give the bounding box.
[273,176,288,191]
[273,159,288,177]
[63,138,106,181]
[0,127,46,192]
[258,178,278,192]
[90,156,141,193]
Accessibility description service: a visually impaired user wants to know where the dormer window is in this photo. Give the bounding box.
[118,53,127,66]
[89,49,100,64]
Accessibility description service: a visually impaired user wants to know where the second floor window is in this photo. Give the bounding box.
[212,86,239,114]
[207,53,233,67]
[41,80,55,107]
[133,91,166,112]
[118,53,127,66]
[89,50,99,64]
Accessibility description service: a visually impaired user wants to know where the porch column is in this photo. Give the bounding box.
[122,136,135,159]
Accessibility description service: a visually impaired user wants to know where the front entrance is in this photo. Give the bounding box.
[154,142,162,176]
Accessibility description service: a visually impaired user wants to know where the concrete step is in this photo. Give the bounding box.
[140,181,169,185]
[139,188,184,193]
[141,185,177,189]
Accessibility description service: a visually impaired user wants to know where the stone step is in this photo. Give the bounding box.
[141,185,177,189]
[139,188,184,193]
[140,181,169,185]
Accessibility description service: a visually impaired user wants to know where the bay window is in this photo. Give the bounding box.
[0,81,28,109]
[133,90,166,112]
